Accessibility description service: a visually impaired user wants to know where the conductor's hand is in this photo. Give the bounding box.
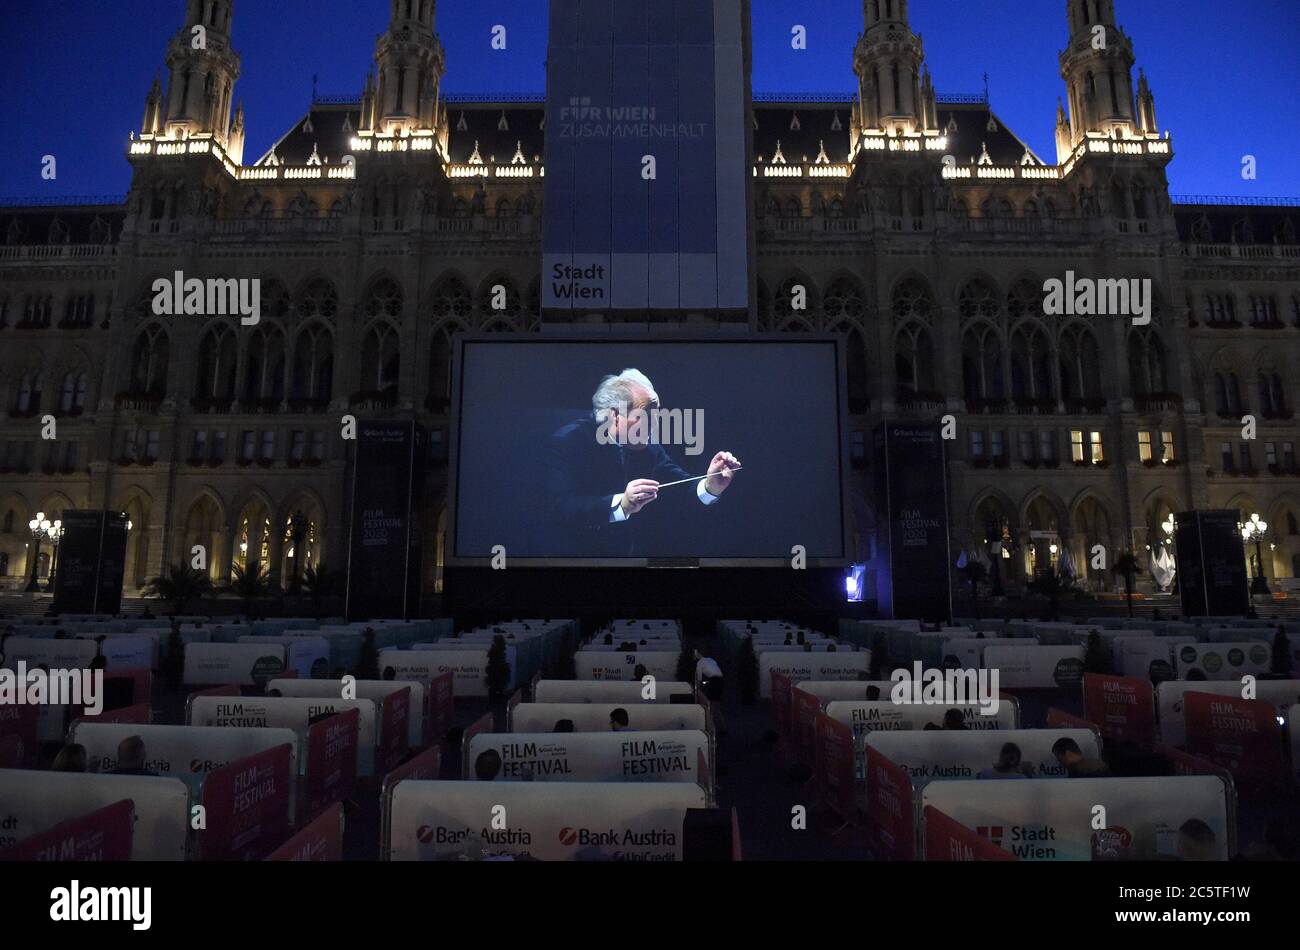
[620,479,660,517]
[705,452,741,497]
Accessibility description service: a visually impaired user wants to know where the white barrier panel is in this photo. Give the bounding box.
[1114,636,1195,680]
[586,640,683,652]
[0,637,98,670]
[0,769,190,861]
[267,678,425,747]
[183,642,286,686]
[238,636,331,679]
[753,644,849,653]
[574,651,679,682]
[940,638,1031,669]
[533,680,694,705]
[759,652,871,698]
[826,700,1018,742]
[467,730,710,784]
[1155,679,1300,746]
[378,648,494,698]
[1291,707,1300,787]
[795,680,898,703]
[866,728,1100,784]
[981,645,1085,688]
[70,722,299,795]
[510,702,706,734]
[70,632,157,670]
[1173,642,1272,681]
[386,781,707,861]
[188,695,377,775]
[921,776,1232,861]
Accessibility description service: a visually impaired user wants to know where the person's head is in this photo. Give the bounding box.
[865,685,882,701]
[116,736,147,771]
[553,719,575,733]
[609,707,630,731]
[996,742,1023,771]
[382,666,396,680]
[89,654,108,671]
[942,709,966,730]
[1176,818,1218,861]
[1052,736,1083,765]
[52,743,87,773]
[633,664,648,680]
[474,749,502,781]
[592,369,660,450]
[1186,669,1207,681]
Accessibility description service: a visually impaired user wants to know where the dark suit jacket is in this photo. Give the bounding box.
[544,417,705,556]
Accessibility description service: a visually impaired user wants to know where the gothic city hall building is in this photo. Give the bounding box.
[0,0,1297,601]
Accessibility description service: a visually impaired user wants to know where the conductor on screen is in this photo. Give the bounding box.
[545,369,741,556]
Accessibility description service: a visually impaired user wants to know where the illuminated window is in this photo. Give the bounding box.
[1138,431,1152,462]
[1161,431,1175,462]
[1090,431,1104,463]
[1071,430,1085,463]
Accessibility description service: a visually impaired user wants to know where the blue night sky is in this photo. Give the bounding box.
[0,0,1295,200]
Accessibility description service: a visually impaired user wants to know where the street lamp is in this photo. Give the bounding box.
[25,511,50,592]
[45,519,63,592]
[1239,513,1270,595]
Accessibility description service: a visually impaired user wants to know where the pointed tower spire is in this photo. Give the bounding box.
[372,0,446,136]
[854,0,935,135]
[157,0,241,144]
[1055,96,1073,163]
[1059,0,1143,144]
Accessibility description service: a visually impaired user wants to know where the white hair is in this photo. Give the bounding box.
[592,369,659,422]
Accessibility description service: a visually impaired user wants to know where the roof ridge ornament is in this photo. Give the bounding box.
[978,141,992,165]
[772,140,787,165]
[307,142,322,166]
[511,140,526,165]
[815,140,830,165]
[468,140,484,165]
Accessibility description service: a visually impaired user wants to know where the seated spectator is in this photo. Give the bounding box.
[474,749,502,781]
[553,719,575,733]
[1176,818,1219,861]
[1052,736,1111,777]
[866,685,882,701]
[609,708,630,732]
[112,735,158,776]
[977,742,1033,779]
[52,743,88,773]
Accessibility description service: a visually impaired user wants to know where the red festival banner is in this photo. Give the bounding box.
[200,743,293,861]
[1044,706,1099,731]
[1082,673,1156,744]
[791,687,820,767]
[0,702,39,767]
[426,672,454,746]
[0,800,135,862]
[815,712,857,820]
[922,806,1018,862]
[770,670,792,739]
[71,702,151,733]
[1154,743,1234,784]
[865,745,915,860]
[264,802,344,862]
[1183,691,1284,787]
[381,743,441,798]
[306,708,359,819]
[0,734,24,769]
[378,687,412,775]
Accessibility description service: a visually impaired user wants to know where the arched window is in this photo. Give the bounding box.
[1011,322,1053,402]
[363,277,404,321]
[16,372,42,413]
[963,322,1005,402]
[1128,330,1167,397]
[823,278,866,323]
[428,324,460,412]
[361,323,401,393]
[296,279,339,322]
[895,323,936,396]
[130,325,169,395]
[1059,324,1101,403]
[291,323,334,403]
[194,324,237,401]
[59,371,87,412]
[243,325,286,403]
[1,510,13,533]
